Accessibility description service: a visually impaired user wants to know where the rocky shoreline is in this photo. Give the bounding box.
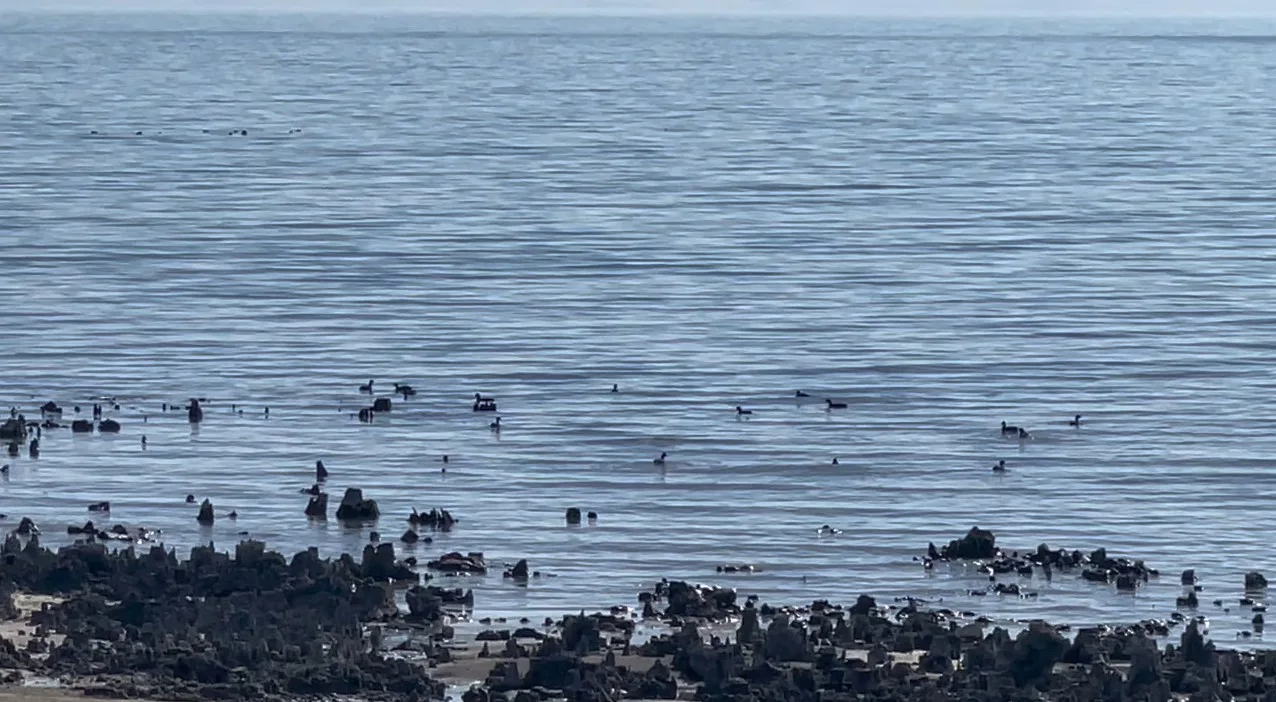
[0,524,1270,702]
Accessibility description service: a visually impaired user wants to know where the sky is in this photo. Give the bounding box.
[2,0,1276,15]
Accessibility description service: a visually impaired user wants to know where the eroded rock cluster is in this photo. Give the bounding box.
[0,534,454,701]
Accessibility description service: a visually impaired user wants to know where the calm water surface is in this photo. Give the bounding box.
[2,13,1276,646]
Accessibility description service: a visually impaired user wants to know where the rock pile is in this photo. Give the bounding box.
[927,528,1159,590]
[467,585,1276,702]
[0,535,444,701]
[408,508,457,531]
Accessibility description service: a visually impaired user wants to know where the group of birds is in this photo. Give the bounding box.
[993,414,1084,472]
[354,380,1088,473]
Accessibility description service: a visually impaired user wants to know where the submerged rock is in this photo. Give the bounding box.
[196,499,214,525]
[304,492,328,518]
[427,551,486,575]
[335,488,379,521]
[940,526,997,559]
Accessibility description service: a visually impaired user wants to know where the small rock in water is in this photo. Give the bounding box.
[305,492,329,518]
[565,508,581,525]
[504,559,529,579]
[335,488,379,521]
[196,499,214,525]
[1246,571,1268,590]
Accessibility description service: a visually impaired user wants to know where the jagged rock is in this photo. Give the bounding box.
[407,508,456,531]
[849,593,876,615]
[304,492,328,518]
[360,543,415,582]
[1008,622,1068,686]
[196,499,214,525]
[15,518,39,536]
[503,559,529,579]
[0,419,28,441]
[335,488,379,521]
[660,580,738,619]
[940,526,997,559]
[762,614,809,662]
[736,605,760,645]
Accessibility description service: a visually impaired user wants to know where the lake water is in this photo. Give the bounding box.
[2,13,1276,647]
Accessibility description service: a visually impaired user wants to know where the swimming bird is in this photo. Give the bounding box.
[611,384,618,393]
[394,383,416,398]
[817,525,841,535]
[1017,428,1032,440]
[1000,421,1020,435]
[654,452,667,465]
[359,379,375,393]
[826,399,847,410]
[795,390,811,398]
[441,455,449,464]
[993,460,1006,473]
[831,457,839,465]
[1069,414,1083,427]
[489,417,501,431]
[735,406,753,416]
[0,465,7,475]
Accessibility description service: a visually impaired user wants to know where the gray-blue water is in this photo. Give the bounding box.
[2,13,1276,647]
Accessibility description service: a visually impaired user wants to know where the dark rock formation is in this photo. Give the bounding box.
[426,551,486,575]
[196,499,215,525]
[98,419,121,433]
[372,397,392,413]
[504,559,529,580]
[335,488,379,521]
[407,508,456,531]
[0,539,445,701]
[939,526,997,559]
[565,508,581,525]
[0,419,26,441]
[1246,571,1268,590]
[305,492,328,518]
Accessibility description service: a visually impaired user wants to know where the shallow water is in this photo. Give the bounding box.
[2,13,1275,648]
